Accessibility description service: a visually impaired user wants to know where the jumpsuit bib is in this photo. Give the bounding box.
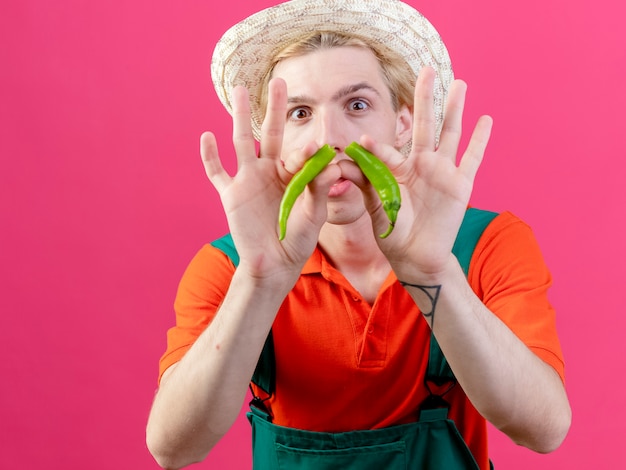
[211,208,498,469]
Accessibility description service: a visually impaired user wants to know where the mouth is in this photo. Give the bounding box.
[328,177,353,197]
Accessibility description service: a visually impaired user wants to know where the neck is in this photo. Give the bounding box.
[318,221,391,303]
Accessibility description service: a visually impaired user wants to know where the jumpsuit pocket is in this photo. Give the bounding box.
[249,408,481,469]
[275,440,406,470]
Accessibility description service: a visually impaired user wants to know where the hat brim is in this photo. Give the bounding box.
[211,0,454,141]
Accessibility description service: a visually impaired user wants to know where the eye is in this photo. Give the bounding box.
[348,99,369,112]
[288,107,311,121]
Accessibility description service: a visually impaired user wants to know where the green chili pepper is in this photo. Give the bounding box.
[278,144,337,240]
[344,142,401,238]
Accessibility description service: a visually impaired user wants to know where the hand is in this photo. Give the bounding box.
[201,78,341,283]
[354,67,493,280]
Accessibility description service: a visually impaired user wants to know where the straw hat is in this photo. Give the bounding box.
[211,0,454,143]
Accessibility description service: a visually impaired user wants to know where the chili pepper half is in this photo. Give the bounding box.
[345,142,401,238]
[278,144,337,240]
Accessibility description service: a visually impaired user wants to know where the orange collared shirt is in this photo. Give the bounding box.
[159,211,565,470]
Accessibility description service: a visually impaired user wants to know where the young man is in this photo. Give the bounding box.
[146,1,571,468]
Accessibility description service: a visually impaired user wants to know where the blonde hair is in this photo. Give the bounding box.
[258,31,416,118]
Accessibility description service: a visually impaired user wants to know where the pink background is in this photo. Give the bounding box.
[1,0,624,468]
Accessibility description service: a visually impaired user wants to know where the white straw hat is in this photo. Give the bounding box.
[211,0,454,142]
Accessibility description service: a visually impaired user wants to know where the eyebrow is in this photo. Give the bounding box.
[332,82,381,101]
[286,82,381,104]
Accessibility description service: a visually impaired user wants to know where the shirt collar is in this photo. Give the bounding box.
[301,245,398,292]
[301,246,324,275]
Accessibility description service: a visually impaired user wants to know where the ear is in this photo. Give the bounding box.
[394,104,413,148]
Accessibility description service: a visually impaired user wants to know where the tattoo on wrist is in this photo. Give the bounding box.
[399,281,441,326]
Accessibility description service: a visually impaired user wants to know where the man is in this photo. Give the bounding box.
[146,1,571,468]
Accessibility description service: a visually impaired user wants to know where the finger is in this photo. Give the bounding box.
[259,78,287,160]
[436,79,467,162]
[283,141,320,175]
[200,131,230,192]
[336,158,389,235]
[459,115,493,179]
[411,66,437,154]
[307,163,342,201]
[231,86,258,164]
[358,135,405,172]
[296,163,342,228]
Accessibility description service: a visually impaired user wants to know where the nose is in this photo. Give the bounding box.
[315,109,345,154]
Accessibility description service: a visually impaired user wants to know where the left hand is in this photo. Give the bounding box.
[352,67,493,280]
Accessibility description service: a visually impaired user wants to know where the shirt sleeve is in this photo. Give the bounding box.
[157,244,235,383]
[468,211,566,383]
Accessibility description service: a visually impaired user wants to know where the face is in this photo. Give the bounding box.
[271,46,412,229]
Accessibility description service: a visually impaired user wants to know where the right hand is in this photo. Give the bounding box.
[200,78,341,284]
